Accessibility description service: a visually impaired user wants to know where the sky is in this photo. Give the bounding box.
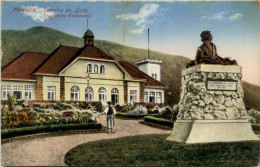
[1,1,260,85]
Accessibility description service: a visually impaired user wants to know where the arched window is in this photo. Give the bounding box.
[111,88,119,105]
[100,65,105,73]
[87,64,92,73]
[98,87,107,102]
[94,64,98,73]
[85,87,94,102]
[71,86,80,101]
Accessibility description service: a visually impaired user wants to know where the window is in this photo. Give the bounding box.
[85,87,94,102]
[111,88,119,105]
[71,86,80,101]
[99,87,107,102]
[13,85,23,99]
[152,73,157,80]
[144,91,148,103]
[100,65,105,73]
[47,86,56,101]
[149,92,155,103]
[156,92,162,104]
[94,65,98,73]
[87,64,92,73]
[25,85,32,100]
[130,90,137,104]
[2,85,11,100]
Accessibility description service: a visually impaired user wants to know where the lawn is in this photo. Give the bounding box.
[65,134,260,166]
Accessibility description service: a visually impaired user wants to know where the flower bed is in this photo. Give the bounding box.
[1,102,101,129]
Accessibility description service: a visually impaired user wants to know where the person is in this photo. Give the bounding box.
[186,31,237,68]
[103,101,116,134]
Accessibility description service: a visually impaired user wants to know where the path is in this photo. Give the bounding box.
[1,115,171,166]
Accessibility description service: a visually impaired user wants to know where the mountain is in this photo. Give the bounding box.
[1,26,260,110]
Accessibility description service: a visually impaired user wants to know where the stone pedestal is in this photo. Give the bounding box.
[167,65,259,143]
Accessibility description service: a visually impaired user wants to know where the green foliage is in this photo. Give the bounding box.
[2,123,102,139]
[116,112,158,120]
[248,108,260,124]
[65,134,260,166]
[7,93,16,111]
[16,100,25,107]
[115,104,124,112]
[120,105,134,113]
[144,116,174,128]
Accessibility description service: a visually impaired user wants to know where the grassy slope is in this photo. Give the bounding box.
[1,26,260,109]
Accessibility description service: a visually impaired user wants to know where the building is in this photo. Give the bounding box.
[1,29,166,105]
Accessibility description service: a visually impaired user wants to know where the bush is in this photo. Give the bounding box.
[16,100,25,107]
[2,123,102,139]
[7,94,16,111]
[115,104,124,112]
[90,102,103,112]
[120,105,134,113]
[130,105,148,114]
[248,108,260,124]
[48,104,62,111]
[144,116,174,128]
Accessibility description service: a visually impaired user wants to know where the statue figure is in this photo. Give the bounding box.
[186,31,237,68]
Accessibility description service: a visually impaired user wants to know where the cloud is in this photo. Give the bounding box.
[21,6,54,22]
[202,11,243,22]
[116,3,159,34]
[229,13,243,21]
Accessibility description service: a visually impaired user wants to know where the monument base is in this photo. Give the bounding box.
[167,120,259,143]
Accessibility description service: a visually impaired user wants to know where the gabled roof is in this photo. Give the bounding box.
[1,52,49,80]
[118,61,166,87]
[34,45,114,75]
[34,45,81,75]
[78,45,114,60]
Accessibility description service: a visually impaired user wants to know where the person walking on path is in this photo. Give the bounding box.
[103,101,116,134]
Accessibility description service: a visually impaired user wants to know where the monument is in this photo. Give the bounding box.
[167,31,259,143]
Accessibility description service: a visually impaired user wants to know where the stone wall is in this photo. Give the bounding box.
[177,66,248,120]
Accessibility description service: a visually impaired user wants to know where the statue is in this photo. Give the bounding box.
[186,31,237,68]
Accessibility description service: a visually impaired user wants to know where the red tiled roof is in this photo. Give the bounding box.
[1,52,49,80]
[118,61,166,87]
[34,45,114,75]
[34,45,81,74]
[78,46,114,60]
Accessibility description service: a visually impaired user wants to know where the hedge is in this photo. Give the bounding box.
[143,116,174,128]
[2,123,102,139]
[115,112,159,119]
[252,124,260,133]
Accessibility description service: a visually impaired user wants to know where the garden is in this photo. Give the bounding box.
[1,94,105,142]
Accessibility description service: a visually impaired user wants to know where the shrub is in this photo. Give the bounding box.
[33,104,41,108]
[130,105,148,114]
[16,100,25,107]
[144,116,174,128]
[90,102,103,112]
[48,104,62,111]
[120,105,134,113]
[248,108,260,124]
[2,123,102,139]
[160,106,173,120]
[115,104,123,112]
[7,93,16,111]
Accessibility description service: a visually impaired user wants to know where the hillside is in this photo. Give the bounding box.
[1,26,260,110]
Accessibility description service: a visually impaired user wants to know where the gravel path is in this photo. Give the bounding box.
[1,115,171,166]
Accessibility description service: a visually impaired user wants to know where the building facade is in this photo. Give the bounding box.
[1,29,166,105]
